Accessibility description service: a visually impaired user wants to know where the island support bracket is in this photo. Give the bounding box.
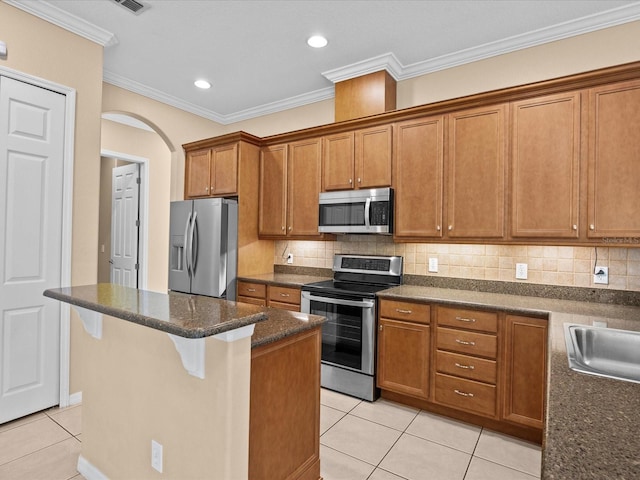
[168,324,255,379]
[72,305,103,339]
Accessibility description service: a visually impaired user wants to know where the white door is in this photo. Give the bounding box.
[0,76,65,423]
[110,163,140,288]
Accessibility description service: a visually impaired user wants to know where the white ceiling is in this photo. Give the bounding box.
[8,0,640,124]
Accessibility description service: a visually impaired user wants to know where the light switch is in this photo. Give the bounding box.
[428,257,438,273]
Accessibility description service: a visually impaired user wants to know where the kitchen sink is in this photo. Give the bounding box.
[564,324,640,384]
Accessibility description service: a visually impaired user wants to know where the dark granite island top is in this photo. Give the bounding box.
[44,283,269,338]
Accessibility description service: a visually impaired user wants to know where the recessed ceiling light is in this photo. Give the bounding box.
[307,35,328,48]
[194,79,211,89]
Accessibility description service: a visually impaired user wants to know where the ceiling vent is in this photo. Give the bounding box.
[111,0,149,15]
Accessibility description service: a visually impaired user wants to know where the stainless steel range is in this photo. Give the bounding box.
[301,254,403,401]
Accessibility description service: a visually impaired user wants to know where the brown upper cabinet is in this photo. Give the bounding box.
[511,92,581,239]
[393,116,445,238]
[446,104,507,239]
[185,143,238,198]
[259,138,323,238]
[587,79,640,239]
[322,125,392,191]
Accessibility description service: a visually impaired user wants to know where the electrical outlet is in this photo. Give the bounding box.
[428,257,438,273]
[515,263,528,280]
[151,440,163,473]
[594,266,609,285]
[286,253,294,264]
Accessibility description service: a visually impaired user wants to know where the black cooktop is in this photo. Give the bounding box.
[302,279,392,298]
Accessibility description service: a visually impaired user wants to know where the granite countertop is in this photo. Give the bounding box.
[238,272,332,287]
[44,283,326,347]
[44,284,269,339]
[251,307,326,348]
[378,285,640,480]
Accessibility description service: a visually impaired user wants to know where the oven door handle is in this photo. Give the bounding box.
[302,291,375,308]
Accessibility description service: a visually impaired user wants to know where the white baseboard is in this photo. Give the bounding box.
[77,455,109,480]
[69,391,82,405]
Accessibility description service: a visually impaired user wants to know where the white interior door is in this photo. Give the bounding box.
[0,76,66,423]
[111,163,140,287]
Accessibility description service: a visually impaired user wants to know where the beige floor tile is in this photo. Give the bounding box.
[405,411,481,454]
[0,437,81,480]
[474,430,542,477]
[321,405,346,435]
[368,467,406,480]
[320,445,375,480]
[379,434,471,480]
[350,398,419,431]
[320,415,401,465]
[320,388,362,413]
[0,412,47,434]
[465,456,540,480]
[47,405,82,436]
[0,418,71,465]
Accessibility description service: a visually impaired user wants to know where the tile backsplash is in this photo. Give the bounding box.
[274,236,640,292]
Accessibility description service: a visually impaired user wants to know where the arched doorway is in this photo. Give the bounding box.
[99,112,173,292]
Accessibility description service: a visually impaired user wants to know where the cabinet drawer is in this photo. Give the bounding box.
[268,300,300,312]
[238,295,267,307]
[237,281,267,299]
[437,306,497,333]
[436,350,497,384]
[436,327,497,359]
[434,373,497,418]
[379,299,430,324]
[268,286,301,306]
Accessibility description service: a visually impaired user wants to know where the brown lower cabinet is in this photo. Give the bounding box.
[377,299,547,444]
[237,280,301,311]
[250,327,321,480]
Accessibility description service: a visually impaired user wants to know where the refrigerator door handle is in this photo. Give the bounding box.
[184,211,193,277]
[189,211,198,275]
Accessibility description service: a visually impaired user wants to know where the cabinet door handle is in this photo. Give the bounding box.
[589,224,595,230]
[349,178,353,184]
[288,226,292,231]
[395,308,412,314]
[279,293,290,297]
[455,316,476,323]
[573,224,578,230]
[379,325,383,331]
[448,225,453,231]
[357,177,361,183]
[454,389,474,398]
[455,339,476,346]
[247,288,256,292]
[454,362,475,370]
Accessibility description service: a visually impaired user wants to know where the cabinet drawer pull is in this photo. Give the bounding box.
[455,316,476,323]
[455,339,476,346]
[454,362,475,370]
[454,389,474,398]
[395,308,413,314]
[279,293,290,297]
[247,288,256,292]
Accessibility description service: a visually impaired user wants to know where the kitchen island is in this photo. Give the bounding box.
[44,283,325,480]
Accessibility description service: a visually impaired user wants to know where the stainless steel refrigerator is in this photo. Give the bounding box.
[168,198,238,300]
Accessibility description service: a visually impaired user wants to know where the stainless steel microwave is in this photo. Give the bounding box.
[318,187,393,234]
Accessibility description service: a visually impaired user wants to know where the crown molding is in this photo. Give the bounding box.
[10,0,640,124]
[322,52,404,83]
[323,3,640,83]
[4,0,117,47]
[104,70,335,125]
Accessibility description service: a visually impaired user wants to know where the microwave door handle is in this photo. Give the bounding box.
[364,198,371,228]
[302,292,375,309]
